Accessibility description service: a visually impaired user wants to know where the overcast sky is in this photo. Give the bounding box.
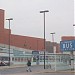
[0,0,74,43]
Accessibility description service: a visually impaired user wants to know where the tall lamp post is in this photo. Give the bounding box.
[6,18,13,66]
[72,24,75,70]
[40,10,49,69]
[50,32,56,71]
[73,24,75,38]
[50,32,55,44]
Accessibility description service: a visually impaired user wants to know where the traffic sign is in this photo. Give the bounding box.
[60,40,75,51]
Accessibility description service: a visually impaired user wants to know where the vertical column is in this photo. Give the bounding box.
[0,9,4,43]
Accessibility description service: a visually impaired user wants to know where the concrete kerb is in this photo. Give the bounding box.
[0,64,40,70]
[0,64,26,70]
[0,64,43,69]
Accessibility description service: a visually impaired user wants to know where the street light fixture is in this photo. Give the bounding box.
[73,24,75,26]
[6,18,13,66]
[40,10,49,69]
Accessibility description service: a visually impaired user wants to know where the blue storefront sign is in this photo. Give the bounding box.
[60,40,75,51]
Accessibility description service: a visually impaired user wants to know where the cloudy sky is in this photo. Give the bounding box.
[0,0,74,43]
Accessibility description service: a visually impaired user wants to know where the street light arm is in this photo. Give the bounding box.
[40,10,49,13]
[6,18,13,20]
[50,32,55,34]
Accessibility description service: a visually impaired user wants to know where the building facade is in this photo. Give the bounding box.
[0,9,60,53]
[0,9,44,51]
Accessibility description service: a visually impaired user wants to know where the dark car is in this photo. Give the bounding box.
[0,61,7,66]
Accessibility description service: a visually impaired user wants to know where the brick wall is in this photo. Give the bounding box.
[61,36,75,41]
[0,9,44,51]
[0,9,4,43]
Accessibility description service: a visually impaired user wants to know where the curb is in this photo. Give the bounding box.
[0,65,26,70]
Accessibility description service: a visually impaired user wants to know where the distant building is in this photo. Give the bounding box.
[61,36,75,41]
[46,41,61,53]
[0,9,44,51]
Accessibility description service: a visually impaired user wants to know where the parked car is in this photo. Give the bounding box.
[0,61,7,66]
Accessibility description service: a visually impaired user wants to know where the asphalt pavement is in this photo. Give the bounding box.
[0,65,75,75]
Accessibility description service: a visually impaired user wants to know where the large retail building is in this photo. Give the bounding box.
[0,9,60,53]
